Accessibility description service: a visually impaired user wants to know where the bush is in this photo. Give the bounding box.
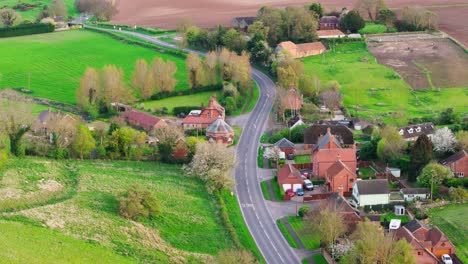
[444,178,468,188]
[298,206,310,217]
[119,185,160,221]
[0,23,54,38]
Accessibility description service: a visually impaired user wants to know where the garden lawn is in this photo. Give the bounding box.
[294,155,311,164]
[428,203,468,262]
[260,181,271,200]
[302,42,468,125]
[312,254,328,264]
[1,157,236,262]
[380,213,410,223]
[139,91,221,114]
[358,23,388,34]
[359,167,375,179]
[0,220,133,264]
[0,0,78,20]
[287,216,320,250]
[277,219,299,249]
[0,29,188,104]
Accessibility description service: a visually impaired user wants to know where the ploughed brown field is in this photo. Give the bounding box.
[368,39,468,89]
[112,0,468,47]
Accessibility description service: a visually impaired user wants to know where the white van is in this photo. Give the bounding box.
[304,180,314,191]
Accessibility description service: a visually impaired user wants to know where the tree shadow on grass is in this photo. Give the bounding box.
[79,191,119,215]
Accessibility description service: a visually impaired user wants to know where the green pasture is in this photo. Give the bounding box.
[428,203,468,262]
[0,0,78,21]
[302,42,468,125]
[0,157,240,262]
[139,91,221,114]
[0,29,188,104]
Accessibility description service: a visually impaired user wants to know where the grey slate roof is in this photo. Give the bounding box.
[316,132,342,149]
[401,188,430,195]
[275,138,295,149]
[397,123,434,139]
[206,118,233,133]
[404,220,425,233]
[320,16,339,24]
[355,179,389,195]
[440,150,467,165]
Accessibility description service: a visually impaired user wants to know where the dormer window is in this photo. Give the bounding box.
[408,128,414,134]
[416,127,421,132]
[399,129,404,135]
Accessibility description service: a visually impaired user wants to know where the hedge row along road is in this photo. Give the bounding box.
[84,25,299,263]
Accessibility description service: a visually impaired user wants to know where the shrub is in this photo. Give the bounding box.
[119,185,160,221]
[0,23,54,38]
[298,206,310,217]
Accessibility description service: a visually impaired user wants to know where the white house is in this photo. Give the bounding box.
[352,179,390,207]
[400,188,430,202]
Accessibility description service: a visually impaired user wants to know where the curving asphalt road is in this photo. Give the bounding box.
[84,25,299,264]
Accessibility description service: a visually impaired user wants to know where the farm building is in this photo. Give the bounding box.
[440,150,467,178]
[396,220,456,263]
[206,118,234,144]
[182,95,225,130]
[352,179,390,207]
[122,110,167,132]
[277,164,304,192]
[326,159,357,195]
[317,29,345,39]
[276,41,326,59]
[350,117,372,130]
[400,188,430,202]
[397,123,435,141]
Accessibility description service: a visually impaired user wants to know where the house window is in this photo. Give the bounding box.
[455,172,464,177]
[350,179,354,182]
[417,251,423,256]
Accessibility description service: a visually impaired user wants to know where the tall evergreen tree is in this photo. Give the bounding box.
[410,134,433,181]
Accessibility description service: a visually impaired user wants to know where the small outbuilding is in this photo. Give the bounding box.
[274,138,295,155]
[400,188,430,202]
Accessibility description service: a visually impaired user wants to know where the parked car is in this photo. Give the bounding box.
[286,189,295,198]
[441,254,453,264]
[304,180,314,191]
[287,154,294,160]
[296,188,304,196]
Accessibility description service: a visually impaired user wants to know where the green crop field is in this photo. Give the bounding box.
[0,0,77,20]
[0,29,188,104]
[428,203,468,262]
[0,157,245,263]
[302,42,468,125]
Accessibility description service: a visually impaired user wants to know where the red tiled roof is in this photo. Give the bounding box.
[278,164,303,184]
[327,160,355,177]
[122,111,164,131]
[314,148,356,163]
[182,115,217,125]
[317,29,345,37]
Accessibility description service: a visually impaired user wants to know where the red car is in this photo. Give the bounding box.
[286,189,295,198]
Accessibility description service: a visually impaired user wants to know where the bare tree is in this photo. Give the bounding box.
[46,113,78,150]
[186,52,204,89]
[50,0,68,18]
[185,142,236,193]
[101,65,135,106]
[151,58,178,92]
[0,100,32,155]
[402,6,438,30]
[131,59,154,100]
[304,205,346,248]
[76,67,101,114]
[0,8,21,27]
[204,51,218,85]
[320,89,342,111]
[354,0,386,21]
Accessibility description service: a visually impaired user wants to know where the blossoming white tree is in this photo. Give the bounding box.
[431,127,457,153]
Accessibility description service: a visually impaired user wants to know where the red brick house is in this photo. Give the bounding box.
[319,16,340,30]
[440,150,467,178]
[277,164,304,192]
[122,110,167,132]
[182,95,225,130]
[206,118,234,144]
[274,138,295,155]
[311,128,357,178]
[396,220,456,263]
[326,159,357,194]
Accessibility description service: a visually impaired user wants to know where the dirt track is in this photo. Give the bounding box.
[111,0,468,47]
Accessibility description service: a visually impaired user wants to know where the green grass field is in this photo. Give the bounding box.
[140,91,221,114]
[302,42,468,125]
[428,203,468,262]
[0,0,78,21]
[287,216,320,250]
[358,23,388,34]
[0,29,188,104]
[0,157,243,262]
[359,167,375,179]
[277,219,299,249]
[0,220,134,263]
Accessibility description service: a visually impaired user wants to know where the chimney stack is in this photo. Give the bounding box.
[327,127,331,134]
